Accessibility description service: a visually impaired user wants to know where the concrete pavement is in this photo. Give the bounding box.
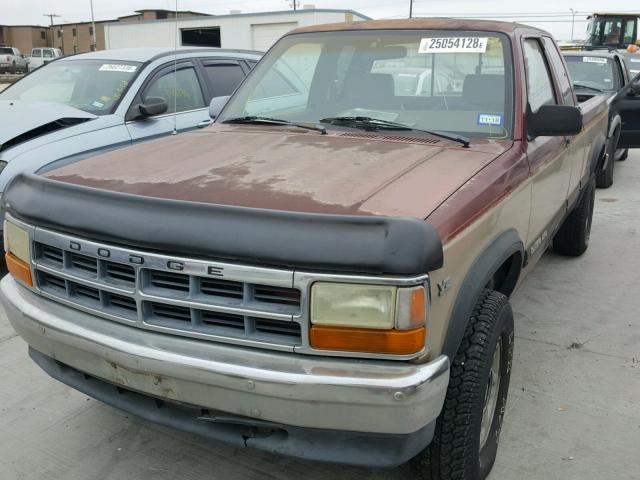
[1,152,639,479]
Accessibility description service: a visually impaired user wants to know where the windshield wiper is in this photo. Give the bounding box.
[319,116,470,148]
[573,82,604,93]
[222,116,327,134]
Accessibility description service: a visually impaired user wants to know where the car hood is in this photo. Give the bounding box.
[46,125,511,219]
[0,101,96,153]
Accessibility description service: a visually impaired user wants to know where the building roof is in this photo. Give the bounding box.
[290,18,550,36]
[58,46,261,63]
[105,8,371,27]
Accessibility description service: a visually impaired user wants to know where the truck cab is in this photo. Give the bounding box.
[584,13,640,75]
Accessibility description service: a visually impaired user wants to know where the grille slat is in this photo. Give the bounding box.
[201,310,245,329]
[105,263,135,285]
[41,245,64,266]
[150,303,191,322]
[255,319,301,337]
[150,271,189,292]
[254,285,301,307]
[33,239,302,347]
[70,252,98,275]
[200,278,243,299]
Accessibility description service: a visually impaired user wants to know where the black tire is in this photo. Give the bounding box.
[618,148,628,161]
[553,173,595,256]
[595,148,614,188]
[409,289,514,480]
[10,61,16,74]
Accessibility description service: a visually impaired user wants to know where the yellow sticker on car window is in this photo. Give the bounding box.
[419,37,488,54]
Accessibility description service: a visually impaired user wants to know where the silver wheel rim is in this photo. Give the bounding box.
[479,341,501,451]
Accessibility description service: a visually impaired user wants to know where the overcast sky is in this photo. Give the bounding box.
[2,0,635,40]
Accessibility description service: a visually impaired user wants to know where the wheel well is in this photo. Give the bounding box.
[486,251,522,297]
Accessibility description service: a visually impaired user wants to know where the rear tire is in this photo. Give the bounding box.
[409,289,514,480]
[553,173,595,256]
[618,148,628,161]
[10,61,16,74]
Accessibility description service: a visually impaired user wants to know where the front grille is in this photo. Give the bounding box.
[32,238,303,349]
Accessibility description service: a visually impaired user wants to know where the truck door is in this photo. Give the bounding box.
[523,38,573,250]
[613,72,640,147]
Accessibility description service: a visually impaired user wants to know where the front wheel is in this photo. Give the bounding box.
[409,289,514,480]
[617,148,628,161]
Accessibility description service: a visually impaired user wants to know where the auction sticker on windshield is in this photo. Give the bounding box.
[99,64,138,73]
[582,57,607,64]
[419,37,488,54]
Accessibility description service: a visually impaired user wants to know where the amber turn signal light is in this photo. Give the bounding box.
[310,325,426,355]
[5,252,33,287]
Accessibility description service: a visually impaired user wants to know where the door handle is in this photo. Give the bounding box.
[197,120,212,128]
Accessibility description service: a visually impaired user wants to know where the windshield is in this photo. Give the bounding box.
[585,16,637,47]
[0,59,141,115]
[564,56,617,91]
[0,47,13,55]
[219,30,514,140]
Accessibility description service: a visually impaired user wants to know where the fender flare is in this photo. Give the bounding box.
[590,133,608,173]
[608,114,622,140]
[441,229,524,359]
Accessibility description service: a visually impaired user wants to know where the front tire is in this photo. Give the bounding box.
[410,289,514,480]
[553,173,595,256]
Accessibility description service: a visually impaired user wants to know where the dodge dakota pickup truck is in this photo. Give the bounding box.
[3,19,633,480]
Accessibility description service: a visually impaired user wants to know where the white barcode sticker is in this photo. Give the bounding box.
[582,57,607,64]
[99,64,137,73]
[419,37,488,54]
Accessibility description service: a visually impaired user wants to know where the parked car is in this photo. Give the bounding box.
[28,47,63,71]
[0,47,261,243]
[3,19,626,480]
[0,46,29,73]
[563,50,632,187]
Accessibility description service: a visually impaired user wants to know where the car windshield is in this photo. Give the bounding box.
[0,59,141,115]
[219,30,514,140]
[564,56,617,91]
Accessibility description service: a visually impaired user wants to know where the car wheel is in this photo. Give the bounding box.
[409,289,514,480]
[617,148,628,161]
[10,61,16,74]
[553,173,595,256]
[596,132,619,188]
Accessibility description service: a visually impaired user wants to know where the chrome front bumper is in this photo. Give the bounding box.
[1,276,450,436]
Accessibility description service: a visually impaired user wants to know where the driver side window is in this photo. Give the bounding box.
[523,39,557,113]
[144,66,205,115]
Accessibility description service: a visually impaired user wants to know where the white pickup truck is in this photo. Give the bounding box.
[0,46,29,74]
[28,47,63,71]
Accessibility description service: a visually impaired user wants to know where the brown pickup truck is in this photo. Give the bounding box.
[1,19,626,480]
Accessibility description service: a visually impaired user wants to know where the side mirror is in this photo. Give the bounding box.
[527,105,583,139]
[209,96,230,119]
[137,97,168,118]
[627,83,640,97]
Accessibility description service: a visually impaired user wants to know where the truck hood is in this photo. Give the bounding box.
[46,125,510,218]
[0,101,96,153]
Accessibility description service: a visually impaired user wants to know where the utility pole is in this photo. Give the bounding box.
[89,0,97,51]
[43,13,61,48]
[569,8,576,42]
[409,0,414,18]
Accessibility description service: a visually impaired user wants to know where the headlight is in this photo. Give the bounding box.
[4,220,32,286]
[310,282,427,355]
[311,283,397,329]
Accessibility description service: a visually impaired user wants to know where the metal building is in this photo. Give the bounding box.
[104,8,370,52]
